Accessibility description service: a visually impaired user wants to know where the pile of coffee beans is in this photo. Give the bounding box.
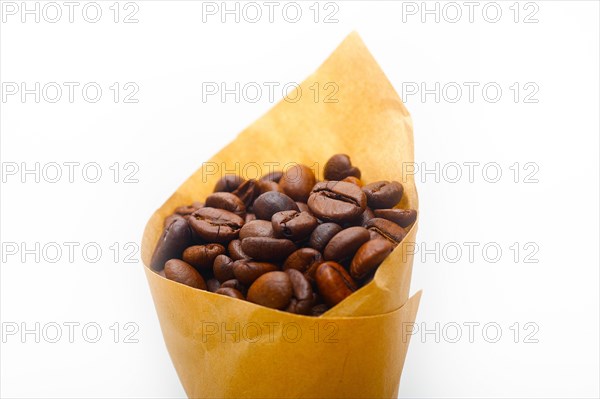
[151,154,417,316]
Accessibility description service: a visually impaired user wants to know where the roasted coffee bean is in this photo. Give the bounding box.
[231,179,260,208]
[308,181,367,223]
[362,181,404,209]
[163,213,185,228]
[233,260,279,286]
[221,279,247,295]
[182,244,226,270]
[279,164,317,202]
[215,287,245,300]
[285,269,314,314]
[283,248,323,273]
[257,180,283,195]
[227,239,250,261]
[205,192,246,218]
[247,271,293,310]
[309,223,343,252]
[241,237,297,261]
[239,220,275,239]
[324,226,371,261]
[260,170,284,183]
[341,176,363,187]
[189,207,244,244]
[364,218,406,244]
[214,175,245,193]
[324,154,361,180]
[253,191,299,221]
[175,201,204,216]
[350,239,394,280]
[213,254,236,282]
[373,209,417,228]
[206,278,221,292]
[315,261,357,307]
[310,303,329,316]
[296,202,311,214]
[272,210,318,241]
[151,218,193,271]
[164,259,207,290]
[245,213,256,223]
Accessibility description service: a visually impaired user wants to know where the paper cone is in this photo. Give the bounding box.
[141,32,420,398]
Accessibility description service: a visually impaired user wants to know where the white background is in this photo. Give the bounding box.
[1,1,599,398]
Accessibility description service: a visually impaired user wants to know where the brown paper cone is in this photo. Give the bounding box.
[141,32,420,398]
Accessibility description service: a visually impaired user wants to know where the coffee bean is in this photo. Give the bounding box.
[373,209,417,228]
[247,271,293,310]
[296,202,311,214]
[341,176,363,187]
[151,218,193,271]
[364,218,406,244]
[182,244,226,270]
[205,192,246,219]
[214,175,245,193]
[324,154,361,180]
[279,164,317,202]
[163,213,185,228]
[315,261,357,307]
[259,170,283,183]
[309,223,343,252]
[206,278,221,292]
[175,201,204,216]
[221,279,247,295]
[215,287,245,300]
[350,239,394,280]
[213,254,235,282]
[308,181,366,223]
[241,237,297,261]
[231,179,260,208]
[271,210,318,242]
[283,247,323,273]
[239,220,275,239]
[253,191,299,221]
[324,226,370,261]
[257,180,283,195]
[285,269,314,314]
[188,207,244,244]
[233,260,279,286]
[164,259,207,290]
[227,239,250,261]
[362,181,404,209]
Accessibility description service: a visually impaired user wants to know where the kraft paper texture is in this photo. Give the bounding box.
[141,32,420,398]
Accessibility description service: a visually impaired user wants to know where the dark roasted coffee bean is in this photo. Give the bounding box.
[231,179,260,208]
[324,226,370,261]
[164,213,185,228]
[245,213,256,223]
[188,207,244,244]
[175,201,204,216]
[206,278,221,292]
[309,223,343,252]
[373,209,417,228]
[260,170,284,183]
[365,218,406,244]
[247,271,292,310]
[227,239,250,261]
[215,287,245,300]
[272,210,318,241]
[253,191,299,221]
[214,175,245,193]
[283,248,323,273]
[308,181,366,223]
[164,259,207,290]
[279,164,317,202]
[296,202,311,214]
[205,192,246,218]
[341,176,363,187]
[285,269,314,314]
[213,254,236,282]
[350,239,394,280]
[182,244,226,270]
[310,303,329,316]
[221,279,247,295]
[233,260,279,286]
[362,181,404,209]
[315,261,357,307]
[239,220,275,239]
[241,237,297,261]
[151,218,193,271]
[324,154,361,180]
